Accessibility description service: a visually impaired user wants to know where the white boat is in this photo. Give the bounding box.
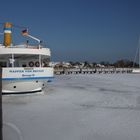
[0,22,53,94]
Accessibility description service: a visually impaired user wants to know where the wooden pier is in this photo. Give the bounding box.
[54,68,133,75]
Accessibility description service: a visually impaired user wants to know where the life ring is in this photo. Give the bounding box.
[35,61,40,67]
[29,61,34,67]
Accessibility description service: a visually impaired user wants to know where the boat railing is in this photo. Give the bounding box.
[0,43,49,49]
[13,44,43,49]
[0,44,49,49]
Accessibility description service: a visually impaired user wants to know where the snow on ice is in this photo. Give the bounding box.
[2,74,140,140]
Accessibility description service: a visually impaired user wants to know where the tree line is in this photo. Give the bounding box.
[54,59,139,69]
[84,59,138,68]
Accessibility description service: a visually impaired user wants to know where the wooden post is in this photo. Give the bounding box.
[0,67,2,140]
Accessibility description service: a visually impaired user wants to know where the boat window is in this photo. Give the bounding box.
[22,64,27,67]
[0,62,7,67]
[9,64,12,67]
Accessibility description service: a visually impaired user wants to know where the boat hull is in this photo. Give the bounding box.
[2,80,43,94]
[2,67,53,94]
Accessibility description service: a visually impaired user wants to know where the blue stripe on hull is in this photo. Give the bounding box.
[2,76,54,80]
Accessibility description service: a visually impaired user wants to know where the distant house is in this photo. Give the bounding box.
[96,64,105,68]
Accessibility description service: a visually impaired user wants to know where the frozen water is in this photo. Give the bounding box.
[2,74,140,140]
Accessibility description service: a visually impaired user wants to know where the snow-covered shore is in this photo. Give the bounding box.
[3,74,140,140]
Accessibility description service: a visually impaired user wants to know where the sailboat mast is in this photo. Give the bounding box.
[138,37,140,68]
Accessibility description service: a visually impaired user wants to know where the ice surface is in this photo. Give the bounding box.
[2,74,140,140]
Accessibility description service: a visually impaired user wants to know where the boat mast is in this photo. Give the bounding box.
[139,37,140,68]
[137,37,140,68]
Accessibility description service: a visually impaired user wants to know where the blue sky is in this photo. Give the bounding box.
[0,0,140,62]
